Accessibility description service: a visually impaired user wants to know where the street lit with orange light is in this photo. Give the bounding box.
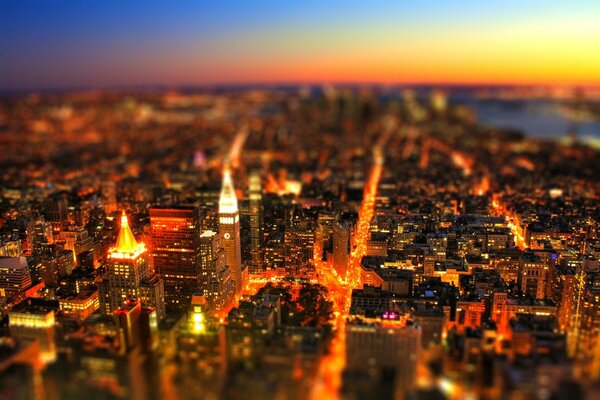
[348,149,384,291]
[491,194,528,250]
[311,143,385,400]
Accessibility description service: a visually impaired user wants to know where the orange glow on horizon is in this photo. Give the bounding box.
[3,4,600,90]
[156,16,600,88]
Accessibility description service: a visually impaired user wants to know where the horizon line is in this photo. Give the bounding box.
[2,80,600,96]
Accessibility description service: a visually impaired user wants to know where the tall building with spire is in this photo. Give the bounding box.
[219,168,243,293]
[248,170,263,273]
[99,212,165,320]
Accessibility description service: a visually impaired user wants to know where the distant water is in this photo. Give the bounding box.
[457,98,600,140]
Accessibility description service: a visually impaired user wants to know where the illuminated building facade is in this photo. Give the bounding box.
[0,256,32,299]
[195,182,221,232]
[427,234,448,261]
[29,219,53,258]
[0,239,21,257]
[42,193,68,227]
[58,290,99,320]
[188,294,207,333]
[248,170,263,273]
[199,230,234,312]
[553,266,577,332]
[150,205,202,309]
[572,285,600,379]
[54,250,74,277]
[490,249,522,285]
[8,298,57,364]
[366,232,388,257]
[218,168,243,293]
[423,252,436,277]
[521,255,549,299]
[284,220,315,277]
[332,220,353,282]
[456,299,486,329]
[99,212,165,320]
[56,227,94,265]
[138,275,165,320]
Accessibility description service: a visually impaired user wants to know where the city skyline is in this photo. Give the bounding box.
[1,2,599,399]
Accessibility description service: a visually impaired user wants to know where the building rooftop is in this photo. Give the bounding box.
[0,257,28,271]
[10,298,58,316]
[108,212,146,260]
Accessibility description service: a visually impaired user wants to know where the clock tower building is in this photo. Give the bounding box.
[218,167,243,294]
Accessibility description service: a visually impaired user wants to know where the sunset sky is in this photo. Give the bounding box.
[1,1,599,90]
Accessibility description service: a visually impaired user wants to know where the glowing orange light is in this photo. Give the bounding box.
[108,211,147,259]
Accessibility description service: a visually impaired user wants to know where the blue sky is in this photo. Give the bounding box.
[1,1,599,90]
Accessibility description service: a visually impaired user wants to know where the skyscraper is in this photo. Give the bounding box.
[30,218,52,258]
[284,220,315,278]
[199,230,234,313]
[521,253,549,299]
[99,212,165,320]
[332,220,353,282]
[218,168,243,294]
[43,192,68,227]
[150,205,203,309]
[248,170,263,274]
[56,227,94,266]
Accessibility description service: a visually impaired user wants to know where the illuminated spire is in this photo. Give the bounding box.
[108,212,146,260]
[116,211,138,251]
[219,167,238,214]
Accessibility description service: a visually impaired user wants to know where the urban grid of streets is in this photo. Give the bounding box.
[231,115,573,398]
[1,88,599,399]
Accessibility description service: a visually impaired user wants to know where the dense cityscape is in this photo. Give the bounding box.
[2,2,600,399]
[0,86,598,399]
